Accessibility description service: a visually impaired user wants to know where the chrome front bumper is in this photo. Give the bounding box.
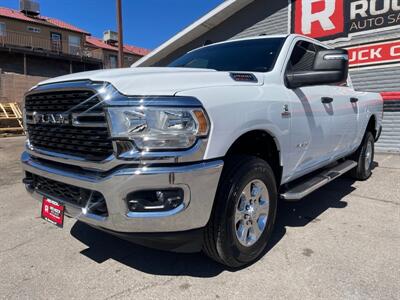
[21,151,223,233]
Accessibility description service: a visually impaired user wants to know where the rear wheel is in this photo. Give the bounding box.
[350,131,375,180]
[203,156,277,268]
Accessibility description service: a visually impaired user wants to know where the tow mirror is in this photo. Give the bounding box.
[286,49,349,89]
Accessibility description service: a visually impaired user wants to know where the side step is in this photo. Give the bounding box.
[280,160,357,201]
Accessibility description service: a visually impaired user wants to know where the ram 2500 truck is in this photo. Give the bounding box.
[21,34,383,267]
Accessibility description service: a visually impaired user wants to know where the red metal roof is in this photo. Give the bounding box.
[86,36,150,57]
[86,36,117,51]
[0,7,90,34]
[124,45,150,56]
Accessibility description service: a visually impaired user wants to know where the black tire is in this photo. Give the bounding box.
[349,131,375,180]
[203,155,277,268]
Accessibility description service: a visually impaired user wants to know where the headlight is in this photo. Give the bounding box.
[107,106,209,150]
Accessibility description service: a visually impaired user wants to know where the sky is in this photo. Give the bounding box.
[1,0,224,50]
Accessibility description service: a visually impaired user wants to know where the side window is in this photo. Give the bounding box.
[27,26,41,33]
[287,41,323,72]
[109,55,118,68]
[68,35,81,55]
[0,22,6,36]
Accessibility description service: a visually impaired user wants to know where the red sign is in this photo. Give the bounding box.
[381,92,400,101]
[347,40,400,67]
[292,0,400,41]
[293,0,344,39]
[41,197,65,227]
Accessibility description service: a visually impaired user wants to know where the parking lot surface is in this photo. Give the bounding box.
[0,136,399,299]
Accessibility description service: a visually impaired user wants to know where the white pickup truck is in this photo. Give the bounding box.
[21,34,383,267]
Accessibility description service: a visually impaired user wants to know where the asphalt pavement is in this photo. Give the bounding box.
[0,136,399,299]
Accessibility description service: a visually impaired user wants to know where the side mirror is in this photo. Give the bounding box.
[286,49,349,89]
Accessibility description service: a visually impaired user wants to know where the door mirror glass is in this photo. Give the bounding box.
[286,49,349,89]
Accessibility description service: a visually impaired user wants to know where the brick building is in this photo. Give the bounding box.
[86,34,150,69]
[0,1,149,104]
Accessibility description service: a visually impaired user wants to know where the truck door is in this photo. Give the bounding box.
[328,83,359,157]
[284,40,338,179]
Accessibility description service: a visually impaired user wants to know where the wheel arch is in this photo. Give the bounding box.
[366,114,377,138]
[224,130,282,186]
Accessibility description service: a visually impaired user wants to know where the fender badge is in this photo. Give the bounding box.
[282,104,291,118]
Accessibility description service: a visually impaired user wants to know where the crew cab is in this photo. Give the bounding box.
[21,34,383,267]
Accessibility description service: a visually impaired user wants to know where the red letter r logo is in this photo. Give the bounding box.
[294,0,344,39]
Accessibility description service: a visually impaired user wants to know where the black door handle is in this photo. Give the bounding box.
[321,97,333,104]
[350,97,359,103]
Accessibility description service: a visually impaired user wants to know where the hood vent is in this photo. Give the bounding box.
[230,73,258,83]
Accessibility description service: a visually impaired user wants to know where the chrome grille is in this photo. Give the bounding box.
[25,89,113,161]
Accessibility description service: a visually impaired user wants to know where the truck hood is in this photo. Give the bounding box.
[38,67,264,96]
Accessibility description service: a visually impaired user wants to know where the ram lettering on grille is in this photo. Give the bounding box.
[24,90,113,161]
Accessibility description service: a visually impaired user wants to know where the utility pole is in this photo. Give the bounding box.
[116,0,124,68]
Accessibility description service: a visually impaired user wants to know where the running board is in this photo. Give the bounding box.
[280,160,357,201]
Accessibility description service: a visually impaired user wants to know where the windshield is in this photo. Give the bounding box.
[168,38,285,73]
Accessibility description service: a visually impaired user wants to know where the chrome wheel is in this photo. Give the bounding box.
[364,140,373,170]
[235,179,269,247]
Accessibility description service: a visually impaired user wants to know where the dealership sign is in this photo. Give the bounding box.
[292,0,400,40]
[347,40,400,67]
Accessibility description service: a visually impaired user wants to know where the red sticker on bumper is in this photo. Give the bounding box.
[41,197,64,227]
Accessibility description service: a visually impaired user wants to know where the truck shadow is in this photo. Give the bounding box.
[70,172,371,277]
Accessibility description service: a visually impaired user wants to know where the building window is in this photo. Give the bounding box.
[50,32,62,52]
[0,22,6,36]
[27,26,41,33]
[109,55,118,68]
[68,35,81,55]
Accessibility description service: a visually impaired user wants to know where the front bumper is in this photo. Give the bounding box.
[21,151,223,233]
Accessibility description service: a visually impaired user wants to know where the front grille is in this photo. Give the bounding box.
[25,91,103,113]
[27,124,112,161]
[25,89,113,161]
[27,172,108,217]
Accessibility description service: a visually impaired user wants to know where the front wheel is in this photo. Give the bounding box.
[203,156,277,268]
[350,131,375,180]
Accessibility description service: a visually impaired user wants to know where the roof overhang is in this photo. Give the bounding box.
[132,0,255,67]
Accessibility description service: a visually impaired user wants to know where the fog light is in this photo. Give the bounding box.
[127,189,184,212]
